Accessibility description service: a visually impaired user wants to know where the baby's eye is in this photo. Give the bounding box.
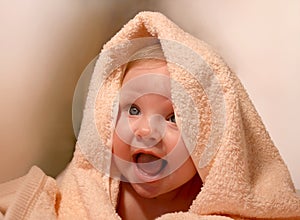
[167,114,176,123]
[128,105,140,115]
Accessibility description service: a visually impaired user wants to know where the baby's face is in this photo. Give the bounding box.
[112,60,197,198]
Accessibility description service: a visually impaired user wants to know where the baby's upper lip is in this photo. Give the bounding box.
[130,139,161,149]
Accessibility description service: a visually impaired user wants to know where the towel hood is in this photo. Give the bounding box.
[73,11,300,218]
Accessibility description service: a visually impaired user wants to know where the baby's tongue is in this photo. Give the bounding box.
[136,154,164,176]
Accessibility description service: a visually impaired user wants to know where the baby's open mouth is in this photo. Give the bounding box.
[133,153,167,176]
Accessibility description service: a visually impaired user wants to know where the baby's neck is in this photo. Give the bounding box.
[116,175,202,220]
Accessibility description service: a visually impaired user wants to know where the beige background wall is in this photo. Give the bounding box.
[0,0,299,189]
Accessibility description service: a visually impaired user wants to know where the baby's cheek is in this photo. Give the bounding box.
[114,115,135,146]
[112,132,131,161]
[163,129,182,152]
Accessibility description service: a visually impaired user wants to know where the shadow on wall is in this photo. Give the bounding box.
[0,0,151,183]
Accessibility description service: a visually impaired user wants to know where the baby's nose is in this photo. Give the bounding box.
[134,114,166,144]
[134,125,151,137]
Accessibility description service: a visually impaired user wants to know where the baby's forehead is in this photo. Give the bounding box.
[119,71,172,103]
[122,59,169,84]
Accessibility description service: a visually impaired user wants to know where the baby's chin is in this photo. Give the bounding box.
[129,180,172,199]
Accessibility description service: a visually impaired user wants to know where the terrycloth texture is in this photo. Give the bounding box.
[1,11,300,220]
[0,166,59,220]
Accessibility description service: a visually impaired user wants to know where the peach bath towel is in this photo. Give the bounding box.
[1,11,300,220]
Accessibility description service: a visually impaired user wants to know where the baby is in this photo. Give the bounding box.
[111,45,202,219]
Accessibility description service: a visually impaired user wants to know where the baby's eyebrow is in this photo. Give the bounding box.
[142,98,174,115]
[119,90,140,103]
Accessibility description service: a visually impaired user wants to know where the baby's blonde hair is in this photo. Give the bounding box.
[121,43,166,82]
